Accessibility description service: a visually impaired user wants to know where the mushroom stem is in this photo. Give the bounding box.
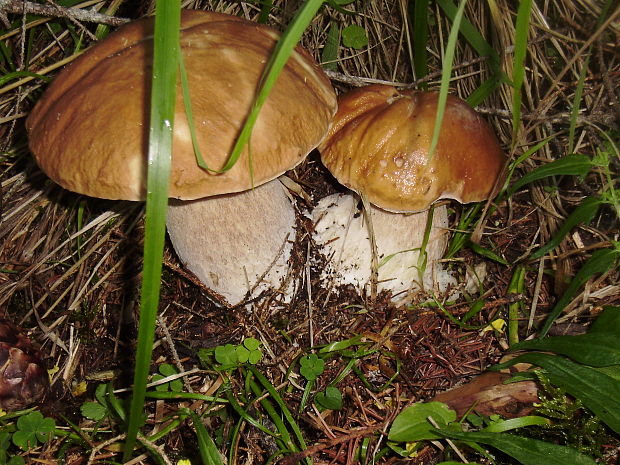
[166,179,296,306]
[311,193,455,304]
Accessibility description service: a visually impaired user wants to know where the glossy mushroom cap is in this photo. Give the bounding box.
[27,10,337,201]
[319,85,505,212]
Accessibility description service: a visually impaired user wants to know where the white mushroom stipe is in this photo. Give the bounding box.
[311,193,455,304]
[167,180,295,305]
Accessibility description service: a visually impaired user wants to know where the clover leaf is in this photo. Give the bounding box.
[342,25,368,49]
[8,456,25,465]
[214,339,263,368]
[300,354,325,381]
[215,344,238,366]
[315,386,343,410]
[12,411,56,450]
[80,401,108,421]
[153,363,183,392]
[236,345,250,364]
[242,338,263,365]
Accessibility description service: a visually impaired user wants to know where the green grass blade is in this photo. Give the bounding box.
[435,0,503,105]
[466,74,504,107]
[434,429,597,465]
[568,53,590,155]
[178,52,217,173]
[123,1,181,460]
[226,390,279,436]
[249,366,309,454]
[538,248,619,338]
[258,0,274,24]
[507,264,525,345]
[248,376,299,455]
[106,383,126,422]
[186,409,226,465]
[502,137,552,194]
[510,333,620,367]
[410,0,430,82]
[445,203,482,258]
[508,153,592,197]
[427,0,468,161]
[0,70,51,86]
[145,391,228,403]
[529,196,601,260]
[147,413,186,443]
[502,353,620,434]
[511,0,533,144]
[318,335,364,353]
[320,21,339,71]
[467,240,509,265]
[435,0,500,68]
[416,205,435,282]
[94,0,124,39]
[223,0,326,176]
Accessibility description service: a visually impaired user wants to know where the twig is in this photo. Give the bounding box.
[0,0,129,26]
[278,425,383,465]
[87,433,126,465]
[427,415,469,463]
[306,240,314,347]
[360,193,378,302]
[157,313,194,393]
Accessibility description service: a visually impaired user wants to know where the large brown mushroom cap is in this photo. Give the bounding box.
[27,10,337,201]
[319,85,505,212]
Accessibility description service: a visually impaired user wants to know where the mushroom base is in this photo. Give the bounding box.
[310,193,455,305]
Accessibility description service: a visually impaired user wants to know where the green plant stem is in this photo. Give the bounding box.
[507,265,525,345]
[123,1,180,459]
[427,0,468,161]
[510,0,533,147]
[224,0,326,178]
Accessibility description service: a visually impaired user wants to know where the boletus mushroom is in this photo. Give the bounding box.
[312,85,505,303]
[27,10,337,305]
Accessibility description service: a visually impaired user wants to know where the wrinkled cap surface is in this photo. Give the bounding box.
[27,10,337,200]
[319,85,505,212]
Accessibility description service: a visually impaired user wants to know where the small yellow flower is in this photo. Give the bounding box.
[72,380,88,397]
[481,318,506,334]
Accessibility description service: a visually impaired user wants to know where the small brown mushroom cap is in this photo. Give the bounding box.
[319,85,505,212]
[27,10,336,201]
